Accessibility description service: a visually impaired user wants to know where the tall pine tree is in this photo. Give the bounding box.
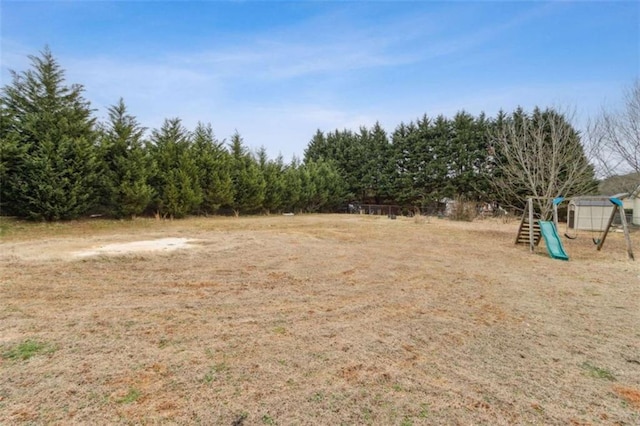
[191,122,234,214]
[229,132,265,215]
[257,147,286,214]
[1,47,100,220]
[282,157,303,213]
[147,118,202,218]
[97,98,153,218]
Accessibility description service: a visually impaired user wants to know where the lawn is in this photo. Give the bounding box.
[1,214,639,425]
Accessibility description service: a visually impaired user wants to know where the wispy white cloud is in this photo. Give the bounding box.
[156,1,558,88]
[1,2,634,162]
[168,24,423,81]
[65,57,218,105]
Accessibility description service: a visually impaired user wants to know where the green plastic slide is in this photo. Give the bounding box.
[538,221,569,261]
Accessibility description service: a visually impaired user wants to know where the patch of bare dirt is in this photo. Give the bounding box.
[1,214,639,424]
[73,237,195,258]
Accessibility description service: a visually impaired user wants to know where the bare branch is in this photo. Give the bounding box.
[588,80,640,184]
[490,108,596,219]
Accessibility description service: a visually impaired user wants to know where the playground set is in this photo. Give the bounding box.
[515,196,634,261]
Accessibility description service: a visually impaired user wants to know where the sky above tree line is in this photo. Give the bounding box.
[2,1,638,160]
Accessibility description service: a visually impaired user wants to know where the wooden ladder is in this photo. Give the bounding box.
[515,210,541,248]
[515,218,541,245]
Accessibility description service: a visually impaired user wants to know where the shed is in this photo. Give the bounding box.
[567,198,615,231]
[629,184,640,225]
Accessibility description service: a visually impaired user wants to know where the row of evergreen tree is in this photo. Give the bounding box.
[305,108,596,213]
[1,49,346,220]
[1,49,596,220]
[305,113,494,209]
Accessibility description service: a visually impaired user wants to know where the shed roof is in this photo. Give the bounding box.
[570,198,612,207]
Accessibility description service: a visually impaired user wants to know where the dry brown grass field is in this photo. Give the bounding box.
[1,214,639,425]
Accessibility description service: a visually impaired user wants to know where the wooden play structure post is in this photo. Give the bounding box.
[596,197,635,261]
[552,196,564,230]
[528,198,534,252]
[515,197,542,252]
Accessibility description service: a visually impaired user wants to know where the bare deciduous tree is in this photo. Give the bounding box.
[490,107,597,219]
[589,80,640,193]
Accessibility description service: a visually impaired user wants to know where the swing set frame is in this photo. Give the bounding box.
[594,197,635,260]
[517,196,635,260]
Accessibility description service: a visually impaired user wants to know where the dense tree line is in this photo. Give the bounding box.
[1,49,598,221]
[0,49,346,220]
[305,110,596,214]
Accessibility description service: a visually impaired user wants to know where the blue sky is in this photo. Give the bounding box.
[2,1,639,160]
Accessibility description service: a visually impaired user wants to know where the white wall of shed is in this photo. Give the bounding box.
[573,205,615,231]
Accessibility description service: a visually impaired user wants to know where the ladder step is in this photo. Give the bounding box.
[516,218,541,245]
